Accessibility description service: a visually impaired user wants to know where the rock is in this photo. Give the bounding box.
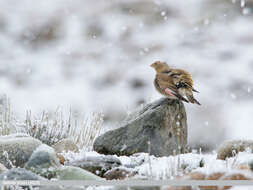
[56,166,103,180]
[0,163,7,174]
[249,160,253,172]
[0,135,42,168]
[66,154,121,176]
[52,138,79,153]
[217,140,253,160]
[94,98,187,157]
[0,168,45,180]
[103,167,137,180]
[25,144,61,179]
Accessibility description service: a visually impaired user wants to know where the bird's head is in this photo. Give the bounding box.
[150,61,170,73]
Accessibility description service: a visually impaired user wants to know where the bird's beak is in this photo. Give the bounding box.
[150,63,154,68]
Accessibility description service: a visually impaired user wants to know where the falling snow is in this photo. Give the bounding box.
[0,0,253,176]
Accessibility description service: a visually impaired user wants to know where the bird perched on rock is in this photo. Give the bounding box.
[151,61,201,105]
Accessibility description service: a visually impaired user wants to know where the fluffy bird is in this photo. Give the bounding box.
[151,61,201,105]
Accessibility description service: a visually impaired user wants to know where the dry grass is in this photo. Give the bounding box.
[0,96,104,150]
[0,96,15,135]
[25,109,104,149]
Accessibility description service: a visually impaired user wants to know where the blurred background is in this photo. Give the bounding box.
[0,0,253,152]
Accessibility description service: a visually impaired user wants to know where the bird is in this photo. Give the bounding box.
[150,61,201,105]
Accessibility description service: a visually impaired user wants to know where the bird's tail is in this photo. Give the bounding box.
[192,88,199,93]
[186,94,201,105]
[171,92,189,103]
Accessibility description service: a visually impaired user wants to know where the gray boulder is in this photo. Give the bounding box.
[93,98,187,157]
[25,144,61,179]
[66,155,121,176]
[217,140,253,160]
[0,135,42,168]
[249,160,253,172]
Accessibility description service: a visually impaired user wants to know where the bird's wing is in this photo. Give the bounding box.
[157,74,178,91]
[170,69,194,87]
[156,74,189,102]
[169,69,200,92]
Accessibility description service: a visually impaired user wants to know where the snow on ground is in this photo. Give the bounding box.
[63,150,253,180]
[0,0,253,150]
[59,150,253,189]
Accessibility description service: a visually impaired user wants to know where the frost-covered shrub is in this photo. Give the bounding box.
[24,110,103,150]
[0,96,15,136]
[0,96,103,150]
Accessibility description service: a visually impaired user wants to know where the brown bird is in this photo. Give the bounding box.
[151,61,201,105]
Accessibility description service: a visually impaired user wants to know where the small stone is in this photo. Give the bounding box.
[0,135,42,168]
[66,155,121,177]
[25,144,61,179]
[217,140,253,160]
[249,160,253,172]
[103,167,137,180]
[52,138,79,153]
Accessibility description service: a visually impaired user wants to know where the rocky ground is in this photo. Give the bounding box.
[0,98,253,190]
[1,134,253,190]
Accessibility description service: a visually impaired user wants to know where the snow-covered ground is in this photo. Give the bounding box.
[0,0,253,151]
[62,150,253,189]
[64,150,253,180]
